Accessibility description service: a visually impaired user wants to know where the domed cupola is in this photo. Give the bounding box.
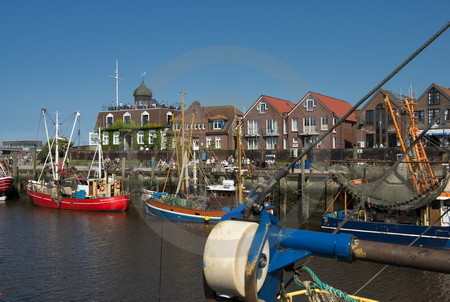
[134,81,156,108]
[133,81,152,98]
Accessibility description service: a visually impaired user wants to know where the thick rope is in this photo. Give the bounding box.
[294,266,359,302]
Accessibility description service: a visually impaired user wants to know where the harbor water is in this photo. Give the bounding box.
[0,196,449,301]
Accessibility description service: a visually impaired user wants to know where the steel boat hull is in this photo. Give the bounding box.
[27,188,130,211]
[321,214,450,249]
[145,199,228,223]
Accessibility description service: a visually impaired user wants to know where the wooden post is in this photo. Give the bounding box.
[121,157,126,180]
[281,177,287,219]
[33,150,37,178]
[150,156,156,187]
[298,148,307,226]
[353,144,358,159]
[12,152,18,181]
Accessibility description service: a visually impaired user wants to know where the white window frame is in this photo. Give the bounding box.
[174,121,181,131]
[149,130,156,144]
[102,132,109,145]
[137,131,144,144]
[206,136,212,148]
[215,137,221,149]
[212,120,222,130]
[266,137,277,150]
[248,120,258,135]
[248,138,258,150]
[257,101,267,114]
[321,116,328,131]
[106,113,114,127]
[303,117,316,132]
[166,112,173,124]
[113,132,120,145]
[141,111,149,126]
[333,118,337,133]
[304,98,316,112]
[123,112,131,125]
[291,117,298,132]
[266,119,278,134]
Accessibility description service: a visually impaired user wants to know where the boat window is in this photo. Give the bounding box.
[78,179,88,185]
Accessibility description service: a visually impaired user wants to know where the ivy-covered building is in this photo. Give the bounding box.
[94,81,180,151]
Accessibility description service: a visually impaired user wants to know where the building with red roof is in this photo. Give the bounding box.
[242,95,295,152]
[287,92,357,150]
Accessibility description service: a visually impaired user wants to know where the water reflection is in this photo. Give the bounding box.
[0,197,448,301]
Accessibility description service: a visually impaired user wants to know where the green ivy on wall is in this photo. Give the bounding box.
[100,119,163,150]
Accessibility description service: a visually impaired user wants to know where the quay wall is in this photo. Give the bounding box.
[70,146,448,166]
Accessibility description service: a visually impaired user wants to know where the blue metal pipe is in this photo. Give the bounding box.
[277,228,355,262]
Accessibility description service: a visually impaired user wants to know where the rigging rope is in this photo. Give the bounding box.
[292,266,359,302]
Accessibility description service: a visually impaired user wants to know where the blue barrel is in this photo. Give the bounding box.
[305,160,310,169]
[75,190,86,199]
[201,151,207,161]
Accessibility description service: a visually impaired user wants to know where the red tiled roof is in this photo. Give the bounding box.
[435,84,450,97]
[262,95,295,114]
[209,114,229,120]
[309,92,356,122]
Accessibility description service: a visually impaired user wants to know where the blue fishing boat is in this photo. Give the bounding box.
[321,94,450,249]
[322,209,450,248]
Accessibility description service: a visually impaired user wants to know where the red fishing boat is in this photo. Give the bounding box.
[27,109,130,211]
[0,164,14,201]
[27,177,130,211]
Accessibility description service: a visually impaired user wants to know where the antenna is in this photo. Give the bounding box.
[409,84,414,98]
[109,58,123,107]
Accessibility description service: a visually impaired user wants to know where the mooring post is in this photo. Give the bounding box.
[12,152,18,181]
[298,148,307,226]
[121,157,126,180]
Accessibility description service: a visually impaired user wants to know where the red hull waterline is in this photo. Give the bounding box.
[0,176,14,201]
[27,188,130,211]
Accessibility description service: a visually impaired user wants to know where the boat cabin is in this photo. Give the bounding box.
[61,177,123,199]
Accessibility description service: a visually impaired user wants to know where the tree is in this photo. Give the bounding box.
[38,136,73,161]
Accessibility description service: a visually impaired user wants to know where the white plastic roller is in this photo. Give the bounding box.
[203,220,270,297]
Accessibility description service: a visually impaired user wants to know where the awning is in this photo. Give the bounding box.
[418,129,450,136]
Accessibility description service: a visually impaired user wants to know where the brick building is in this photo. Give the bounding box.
[242,95,295,151]
[94,81,179,151]
[288,92,356,150]
[355,89,406,148]
[414,83,450,147]
[169,101,243,151]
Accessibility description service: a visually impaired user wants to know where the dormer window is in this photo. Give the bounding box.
[257,101,268,114]
[167,112,173,124]
[209,115,228,130]
[106,113,114,127]
[304,98,316,112]
[141,111,149,126]
[123,112,131,125]
[212,119,225,130]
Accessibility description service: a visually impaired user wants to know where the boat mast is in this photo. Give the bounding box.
[109,58,121,108]
[62,111,80,170]
[176,91,186,195]
[236,117,244,204]
[98,128,103,180]
[41,109,56,181]
[55,111,60,181]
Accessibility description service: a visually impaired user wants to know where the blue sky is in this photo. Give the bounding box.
[1,0,449,145]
